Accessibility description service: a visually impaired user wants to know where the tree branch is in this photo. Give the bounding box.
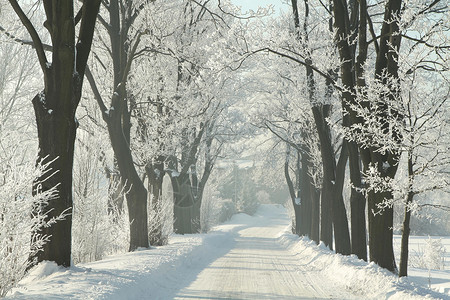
[85,65,109,122]
[7,0,48,74]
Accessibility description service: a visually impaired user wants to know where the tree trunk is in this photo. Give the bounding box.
[12,0,101,267]
[399,155,414,277]
[368,189,396,272]
[348,141,367,260]
[284,145,303,235]
[399,191,413,277]
[32,92,77,267]
[107,98,149,250]
[299,153,313,237]
[126,182,149,250]
[172,173,199,234]
[310,186,320,243]
[285,158,301,235]
[312,105,350,253]
[366,0,403,273]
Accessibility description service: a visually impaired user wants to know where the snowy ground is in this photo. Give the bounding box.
[6,205,450,299]
[393,235,450,296]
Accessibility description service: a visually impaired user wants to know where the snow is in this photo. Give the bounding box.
[393,235,450,296]
[6,205,449,299]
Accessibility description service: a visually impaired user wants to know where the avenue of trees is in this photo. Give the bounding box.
[0,0,448,295]
[251,0,449,275]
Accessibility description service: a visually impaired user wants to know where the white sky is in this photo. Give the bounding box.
[232,0,288,13]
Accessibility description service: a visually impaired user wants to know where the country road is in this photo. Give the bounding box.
[174,207,356,300]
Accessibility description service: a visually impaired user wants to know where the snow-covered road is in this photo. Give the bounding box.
[174,208,355,299]
[7,205,448,299]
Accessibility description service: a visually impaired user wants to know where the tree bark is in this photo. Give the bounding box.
[33,92,77,267]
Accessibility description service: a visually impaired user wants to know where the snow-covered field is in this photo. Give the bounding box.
[393,235,450,296]
[6,205,450,299]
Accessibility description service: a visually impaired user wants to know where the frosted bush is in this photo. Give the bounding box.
[410,237,446,271]
[71,142,129,264]
[71,188,129,264]
[148,174,173,246]
[423,237,446,271]
[200,186,222,233]
[0,159,62,297]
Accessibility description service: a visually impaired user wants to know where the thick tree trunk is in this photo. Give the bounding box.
[32,92,77,267]
[368,190,396,272]
[172,173,199,234]
[126,183,149,250]
[310,108,334,249]
[17,0,101,267]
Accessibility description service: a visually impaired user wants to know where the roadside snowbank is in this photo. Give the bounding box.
[278,229,449,299]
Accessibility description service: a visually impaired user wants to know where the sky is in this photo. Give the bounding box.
[232,0,288,13]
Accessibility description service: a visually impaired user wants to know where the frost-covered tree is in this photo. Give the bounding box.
[338,0,449,273]
[2,0,101,267]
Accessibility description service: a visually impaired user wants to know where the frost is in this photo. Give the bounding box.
[47,109,53,115]
[105,107,114,116]
[38,91,46,103]
[46,62,52,69]
[294,197,301,205]
[74,41,77,72]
